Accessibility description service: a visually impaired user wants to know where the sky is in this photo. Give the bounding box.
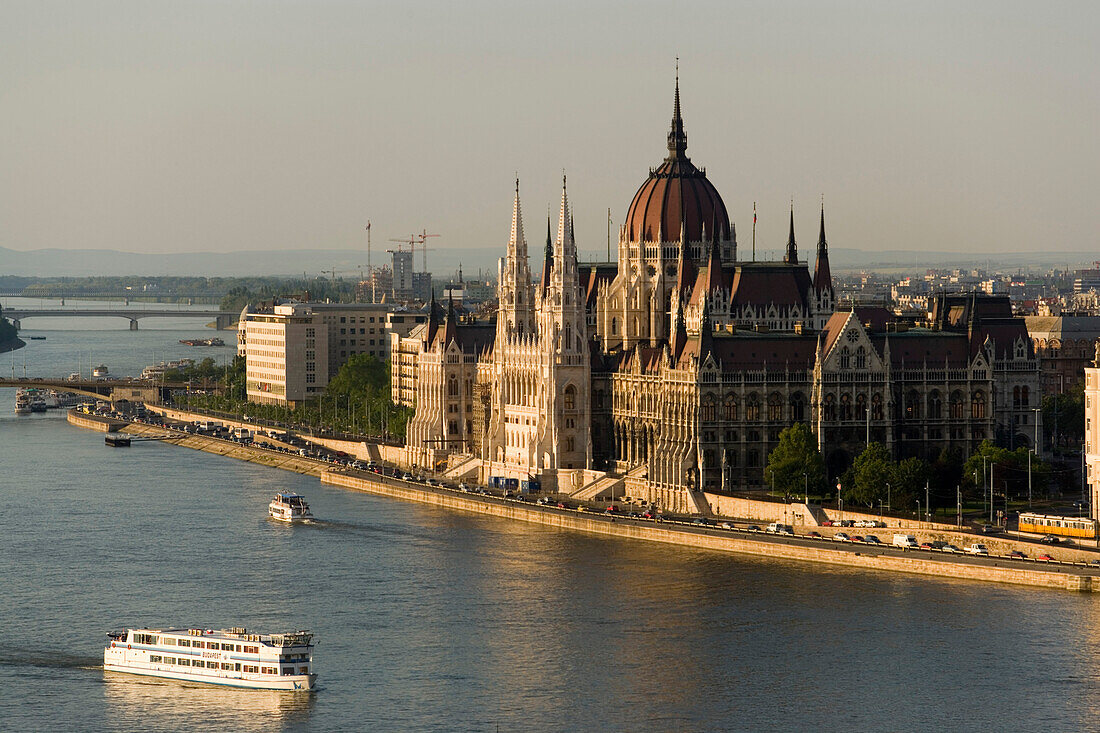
[3,0,1098,274]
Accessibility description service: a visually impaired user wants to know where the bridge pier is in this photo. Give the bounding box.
[129,319,139,331]
[215,314,232,330]
[11,319,19,330]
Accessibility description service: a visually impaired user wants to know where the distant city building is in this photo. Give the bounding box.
[239,301,423,406]
[1074,267,1100,294]
[394,83,1042,511]
[1026,315,1100,395]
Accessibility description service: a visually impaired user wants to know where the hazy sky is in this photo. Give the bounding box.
[3,1,1098,271]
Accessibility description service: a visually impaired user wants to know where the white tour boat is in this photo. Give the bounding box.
[268,493,313,522]
[103,627,316,690]
[93,364,109,378]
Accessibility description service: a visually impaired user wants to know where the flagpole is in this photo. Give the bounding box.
[752,202,757,262]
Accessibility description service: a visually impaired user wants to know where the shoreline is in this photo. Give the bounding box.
[67,408,1100,593]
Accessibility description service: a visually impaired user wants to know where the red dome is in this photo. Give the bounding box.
[624,158,730,243]
[623,83,731,244]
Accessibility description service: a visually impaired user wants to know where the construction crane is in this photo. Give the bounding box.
[388,230,439,273]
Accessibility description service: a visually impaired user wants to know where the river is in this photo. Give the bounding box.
[2,314,1098,731]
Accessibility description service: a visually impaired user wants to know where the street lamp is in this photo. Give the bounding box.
[916,498,922,528]
[887,482,891,512]
[803,472,808,505]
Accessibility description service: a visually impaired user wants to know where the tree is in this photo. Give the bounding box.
[963,440,1050,503]
[765,423,825,498]
[1042,381,1085,450]
[844,442,894,507]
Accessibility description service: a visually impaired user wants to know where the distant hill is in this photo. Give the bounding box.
[0,245,504,279]
[0,244,1094,278]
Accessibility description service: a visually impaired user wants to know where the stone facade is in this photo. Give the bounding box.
[396,83,1041,513]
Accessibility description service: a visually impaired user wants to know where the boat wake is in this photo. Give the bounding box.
[0,647,100,671]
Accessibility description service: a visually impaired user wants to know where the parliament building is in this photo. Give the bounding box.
[393,81,1040,513]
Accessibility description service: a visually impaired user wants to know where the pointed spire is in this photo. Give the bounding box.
[508,177,527,260]
[556,172,575,259]
[699,297,714,358]
[813,201,833,294]
[784,204,798,264]
[540,215,553,296]
[426,288,442,344]
[442,293,457,344]
[667,59,688,160]
[671,302,688,363]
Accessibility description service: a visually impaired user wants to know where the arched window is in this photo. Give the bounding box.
[840,394,853,421]
[971,390,986,419]
[855,346,866,369]
[702,397,716,422]
[1021,386,1029,406]
[950,391,964,419]
[839,346,850,369]
[611,318,619,336]
[790,393,805,422]
[872,393,884,420]
[928,390,942,419]
[447,375,458,397]
[855,394,867,421]
[564,385,576,411]
[905,390,920,420]
[768,392,783,421]
[1013,386,1021,407]
[746,394,761,421]
[724,395,738,421]
[823,394,836,422]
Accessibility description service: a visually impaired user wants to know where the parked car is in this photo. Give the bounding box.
[1007,550,1027,559]
[1039,535,1061,545]
[746,525,761,533]
[834,532,851,542]
[942,544,962,553]
[1037,553,1055,561]
[808,531,822,538]
[863,535,881,544]
[966,543,990,555]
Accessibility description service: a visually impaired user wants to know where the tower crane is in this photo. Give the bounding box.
[388,230,439,272]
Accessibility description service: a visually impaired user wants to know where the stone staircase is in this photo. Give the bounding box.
[569,473,625,502]
[443,454,481,481]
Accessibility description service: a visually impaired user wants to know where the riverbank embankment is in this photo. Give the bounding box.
[67,408,1100,592]
[321,469,1100,593]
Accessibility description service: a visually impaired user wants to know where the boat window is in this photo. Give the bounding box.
[194,642,204,649]
[221,663,232,670]
[222,643,234,651]
[243,645,258,654]
[150,655,162,663]
[299,666,309,674]
[162,638,175,646]
[178,658,190,667]
[234,663,241,671]
[177,639,190,647]
[207,661,218,669]
[235,645,242,652]
[164,657,176,665]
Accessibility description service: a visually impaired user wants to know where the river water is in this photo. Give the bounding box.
[2,311,1100,732]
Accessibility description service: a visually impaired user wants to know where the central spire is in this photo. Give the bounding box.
[667,60,687,160]
[784,205,798,264]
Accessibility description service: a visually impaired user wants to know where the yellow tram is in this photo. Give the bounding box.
[1017,512,1098,540]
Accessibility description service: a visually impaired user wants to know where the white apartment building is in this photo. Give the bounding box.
[1087,345,1100,522]
[239,301,428,407]
[239,303,329,407]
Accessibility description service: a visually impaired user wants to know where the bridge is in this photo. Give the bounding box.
[0,377,224,402]
[2,307,237,330]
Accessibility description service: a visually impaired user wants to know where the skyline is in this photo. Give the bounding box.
[3,1,1099,269]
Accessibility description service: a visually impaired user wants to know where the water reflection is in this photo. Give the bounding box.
[102,671,315,732]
